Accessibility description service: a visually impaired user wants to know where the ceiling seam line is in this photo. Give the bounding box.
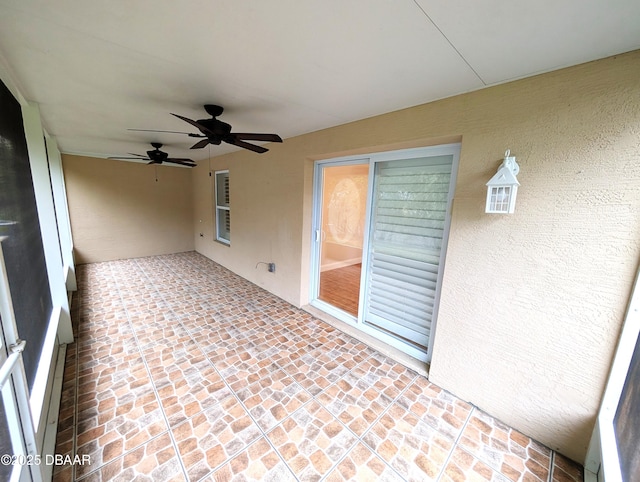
[411,0,487,85]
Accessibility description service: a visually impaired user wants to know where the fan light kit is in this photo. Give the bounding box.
[485,150,520,214]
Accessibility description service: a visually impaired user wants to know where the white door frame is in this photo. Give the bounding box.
[310,144,459,362]
[585,264,640,482]
[0,63,75,482]
[0,240,45,482]
[310,157,369,324]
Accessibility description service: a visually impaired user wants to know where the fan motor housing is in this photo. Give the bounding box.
[198,118,232,136]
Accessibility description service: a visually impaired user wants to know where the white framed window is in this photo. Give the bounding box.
[214,170,230,244]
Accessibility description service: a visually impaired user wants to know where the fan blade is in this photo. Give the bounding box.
[165,159,197,167]
[166,157,195,163]
[128,128,206,138]
[129,128,189,135]
[109,156,151,160]
[108,152,149,159]
[190,138,211,150]
[171,113,216,136]
[147,160,162,165]
[232,133,283,143]
[225,137,268,154]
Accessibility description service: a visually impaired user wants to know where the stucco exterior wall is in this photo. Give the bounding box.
[191,51,640,462]
[430,57,640,461]
[63,155,194,263]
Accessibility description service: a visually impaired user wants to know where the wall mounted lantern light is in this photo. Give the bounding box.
[485,149,520,214]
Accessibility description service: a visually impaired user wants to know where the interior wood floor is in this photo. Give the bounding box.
[319,263,362,316]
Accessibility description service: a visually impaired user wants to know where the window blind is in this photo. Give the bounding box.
[215,170,230,243]
[364,155,452,351]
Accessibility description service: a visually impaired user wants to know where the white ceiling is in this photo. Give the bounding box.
[0,0,638,164]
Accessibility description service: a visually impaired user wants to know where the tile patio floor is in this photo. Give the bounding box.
[53,252,584,481]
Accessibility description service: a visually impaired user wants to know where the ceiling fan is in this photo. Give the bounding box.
[109,142,196,167]
[131,105,283,154]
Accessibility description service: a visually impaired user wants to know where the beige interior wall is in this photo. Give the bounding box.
[191,51,640,462]
[63,155,194,263]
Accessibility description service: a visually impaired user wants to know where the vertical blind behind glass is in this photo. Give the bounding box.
[365,155,452,350]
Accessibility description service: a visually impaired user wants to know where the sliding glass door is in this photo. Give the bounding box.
[311,144,459,362]
[363,154,454,354]
[0,241,43,482]
[312,162,369,319]
[585,264,640,481]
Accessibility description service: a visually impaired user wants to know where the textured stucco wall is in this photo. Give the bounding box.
[191,51,640,462]
[63,155,194,263]
[429,56,640,462]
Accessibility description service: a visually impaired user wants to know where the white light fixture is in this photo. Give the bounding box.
[486,149,520,214]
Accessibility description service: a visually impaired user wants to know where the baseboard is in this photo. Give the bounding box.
[320,258,361,272]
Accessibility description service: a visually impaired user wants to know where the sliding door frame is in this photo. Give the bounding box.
[585,263,640,482]
[310,157,369,323]
[1,58,76,481]
[0,241,45,482]
[310,144,459,363]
